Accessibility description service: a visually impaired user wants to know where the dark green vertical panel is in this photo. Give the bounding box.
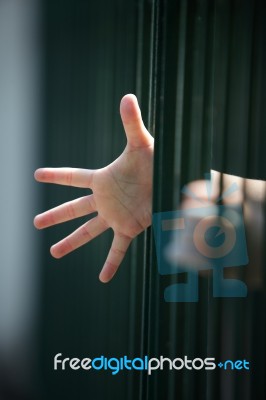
[212,0,266,180]
[38,1,266,399]
[146,0,266,400]
[149,1,215,399]
[39,1,146,400]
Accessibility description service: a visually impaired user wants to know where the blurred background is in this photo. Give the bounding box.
[0,0,265,399]
[0,0,145,398]
[0,0,41,398]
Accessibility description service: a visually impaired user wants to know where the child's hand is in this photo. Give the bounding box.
[34,94,154,283]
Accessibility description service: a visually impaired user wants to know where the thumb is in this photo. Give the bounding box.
[120,94,153,148]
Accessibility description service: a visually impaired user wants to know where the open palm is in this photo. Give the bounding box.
[34,94,154,282]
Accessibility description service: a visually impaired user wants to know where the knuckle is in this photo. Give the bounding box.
[66,170,73,186]
[66,203,76,219]
[112,247,126,256]
[81,225,92,240]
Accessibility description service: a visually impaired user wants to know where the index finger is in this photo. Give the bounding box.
[34,168,94,188]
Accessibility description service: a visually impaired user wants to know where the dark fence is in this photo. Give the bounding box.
[39,1,266,399]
